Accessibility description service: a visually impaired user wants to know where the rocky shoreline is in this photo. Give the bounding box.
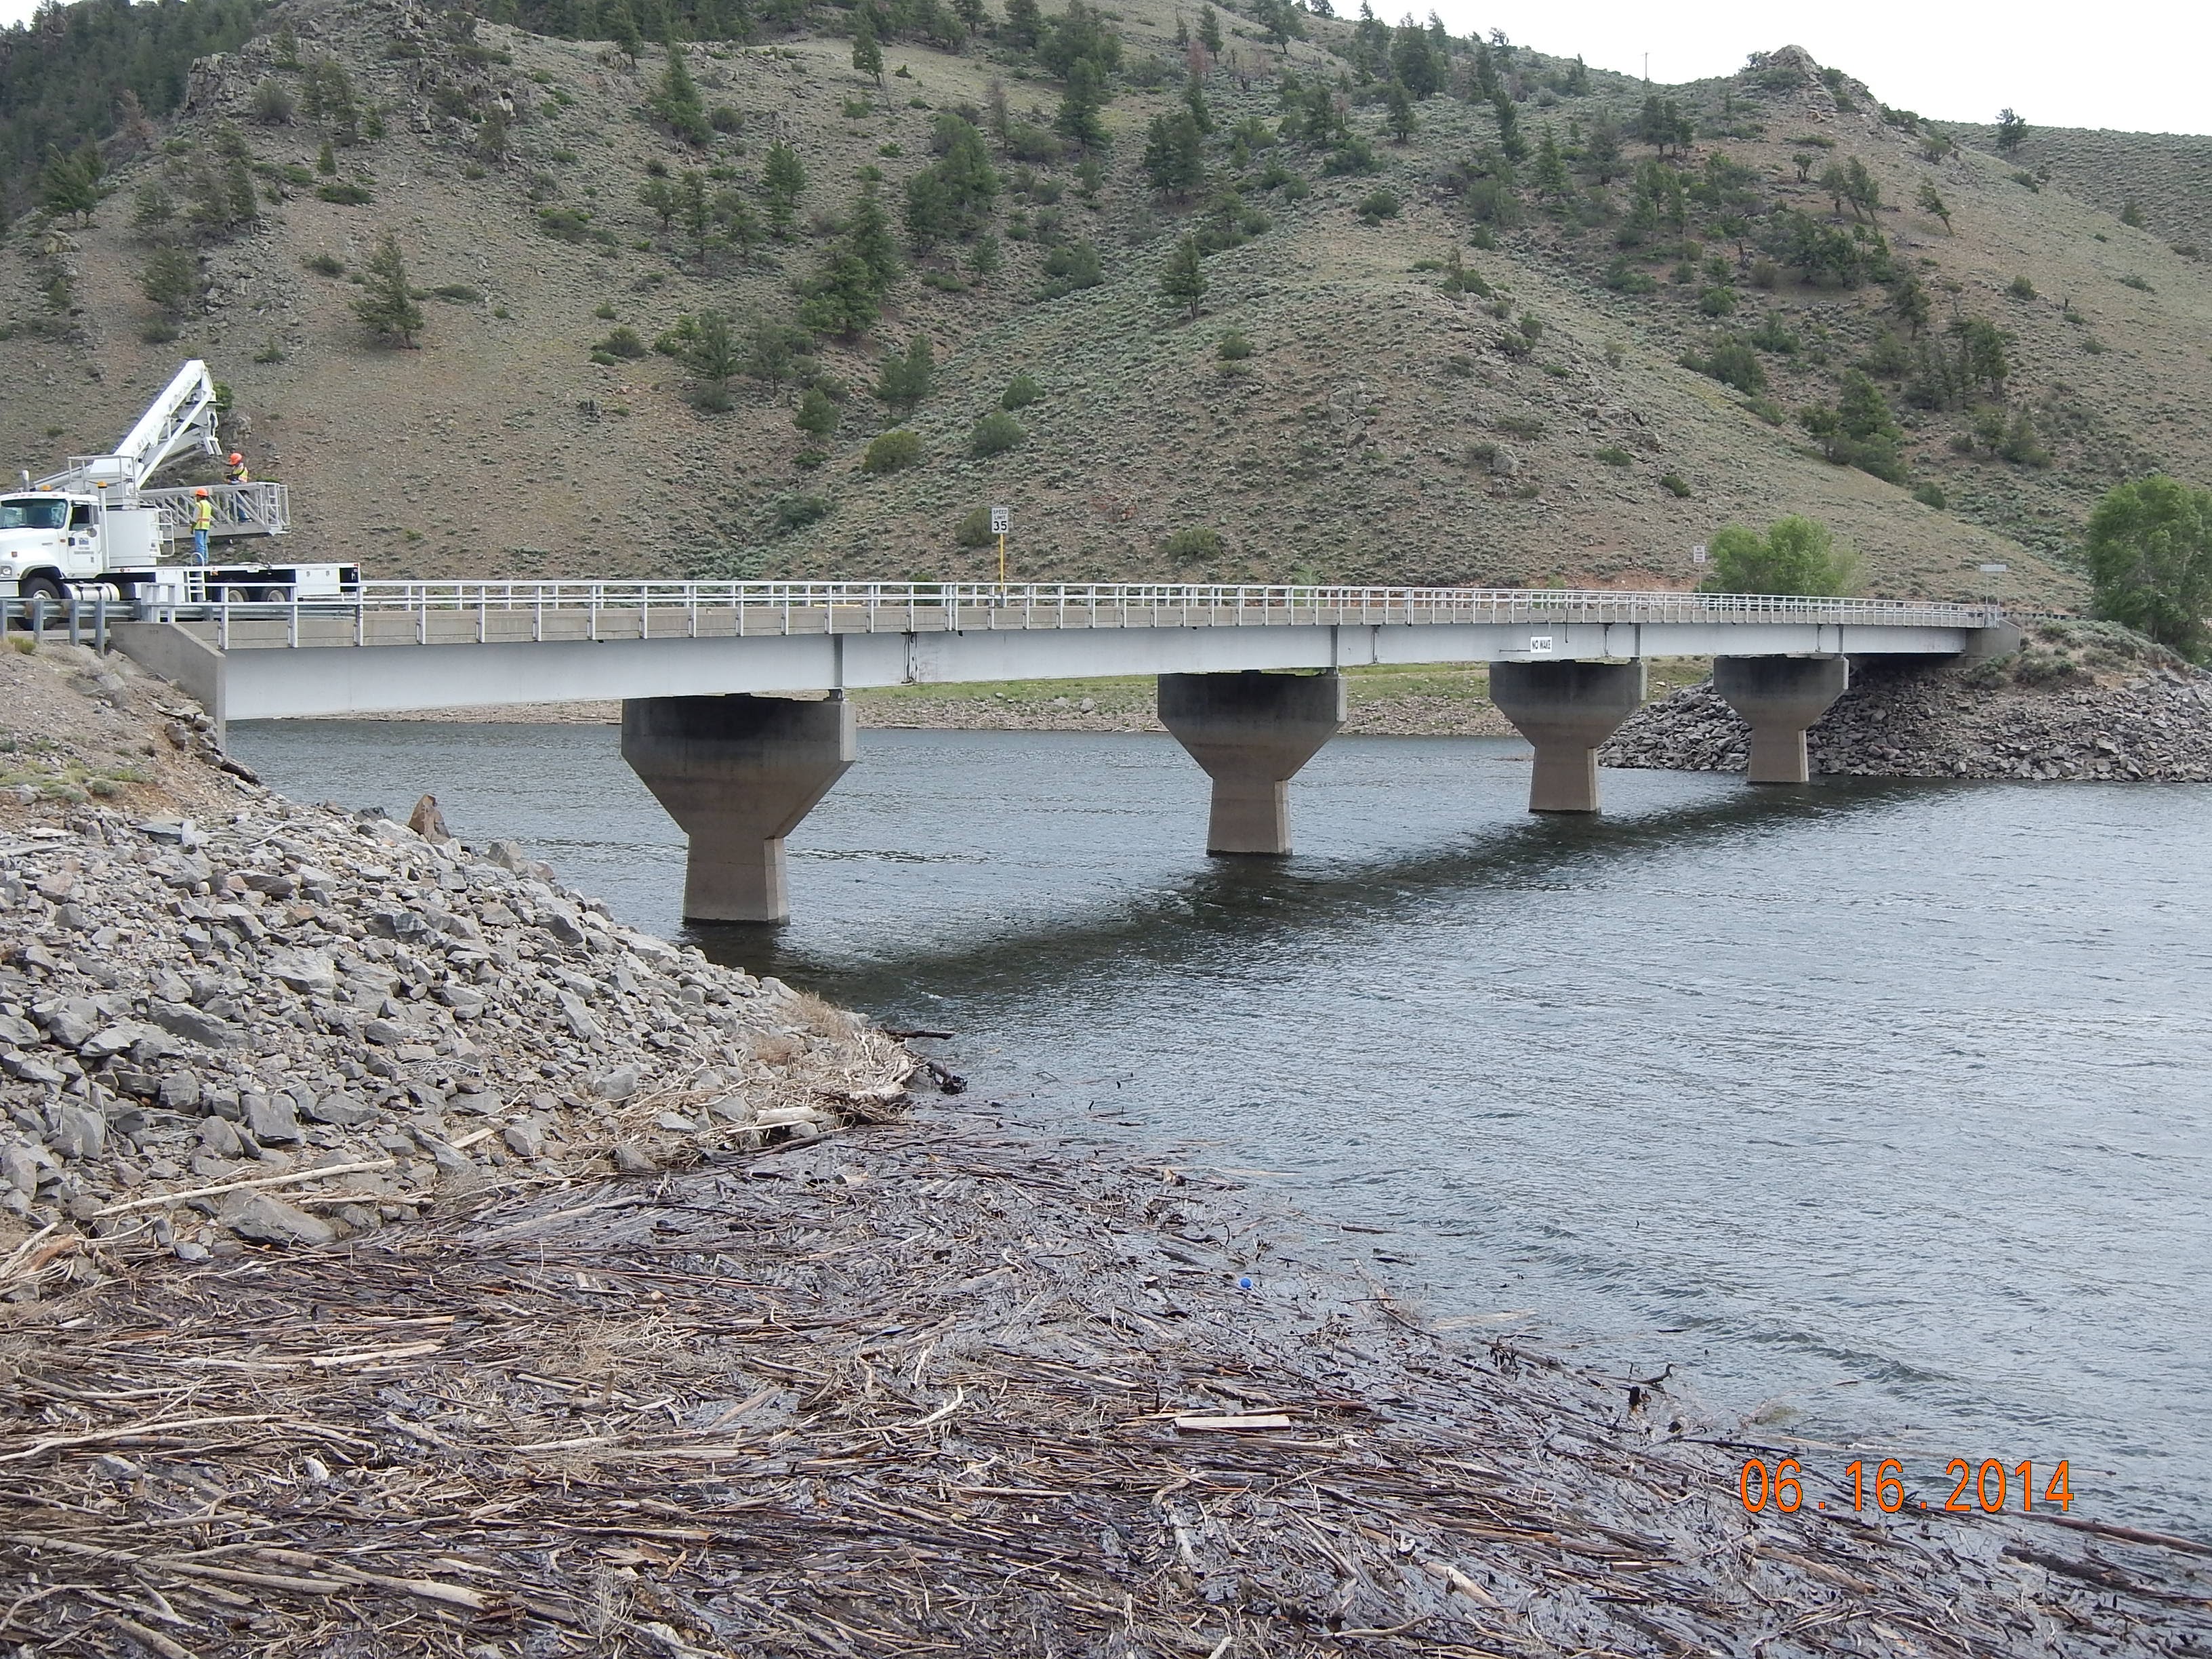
[0,643,907,1283]
[1,636,2206,1654]
[1602,623,2212,781]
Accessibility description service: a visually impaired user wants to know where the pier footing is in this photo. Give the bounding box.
[1158,672,1346,855]
[1488,661,1645,813]
[620,694,855,923]
[1713,656,1849,784]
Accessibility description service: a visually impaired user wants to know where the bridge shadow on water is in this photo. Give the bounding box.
[684,772,1946,1011]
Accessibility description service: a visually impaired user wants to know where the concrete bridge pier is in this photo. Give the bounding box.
[1158,671,1346,855]
[619,694,855,924]
[1713,655,1849,784]
[1488,661,1646,813]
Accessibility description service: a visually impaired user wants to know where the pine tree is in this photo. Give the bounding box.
[353,232,424,347]
[1183,75,1212,135]
[142,245,200,317]
[747,316,803,389]
[799,248,880,337]
[608,0,644,63]
[639,173,678,229]
[1492,91,1524,163]
[876,334,935,408]
[1197,4,1222,54]
[762,140,804,235]
[1383,79,1415,144]
[1917,179,1951,233]
[852,14,884,88]
[1002,0,1042,48]
[39,144,102,224]
[653,31,710,145]
[795,385,840,436]
[1057,58,1108,152]
[1532,125,1569,199]
[1160,232,1206,317]
[845,185,901,290]
[684,309,742,409]
[225,157,259,225]
[678,169,710,253]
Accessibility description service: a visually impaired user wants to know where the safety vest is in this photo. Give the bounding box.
[192,499,213,531]
[226,463,250,485]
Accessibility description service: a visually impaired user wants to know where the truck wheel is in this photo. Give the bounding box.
[16,575,64,627]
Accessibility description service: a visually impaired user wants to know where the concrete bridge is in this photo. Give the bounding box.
[110,580,2019,923]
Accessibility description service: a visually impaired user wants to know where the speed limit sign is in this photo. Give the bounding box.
[990,506,1010,534]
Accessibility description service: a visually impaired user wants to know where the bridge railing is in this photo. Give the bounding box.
[145,580,2009,649]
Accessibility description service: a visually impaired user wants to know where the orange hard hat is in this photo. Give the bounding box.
[228,452,243,464]
[194,487,210,497]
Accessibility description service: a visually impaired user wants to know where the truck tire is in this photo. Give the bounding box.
[16,574,64,628]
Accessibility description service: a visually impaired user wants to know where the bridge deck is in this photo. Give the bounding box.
[113,581,2018,726]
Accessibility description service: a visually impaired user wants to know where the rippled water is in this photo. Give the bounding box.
[232,719,2212,1532]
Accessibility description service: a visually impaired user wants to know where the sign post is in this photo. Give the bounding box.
[990,505,1010,585]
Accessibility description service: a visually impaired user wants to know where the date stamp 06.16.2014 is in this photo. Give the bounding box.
[1738,1456,2075,1516]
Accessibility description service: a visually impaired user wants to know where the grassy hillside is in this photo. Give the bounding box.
[2,0,2206,607]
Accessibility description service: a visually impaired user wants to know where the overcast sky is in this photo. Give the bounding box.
[3,0,2205,136]
[1433,0,2212,137]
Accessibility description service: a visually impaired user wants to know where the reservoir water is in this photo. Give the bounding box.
[230,720,2212,1532]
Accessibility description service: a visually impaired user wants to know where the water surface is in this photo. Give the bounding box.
[232,720,2212,1531]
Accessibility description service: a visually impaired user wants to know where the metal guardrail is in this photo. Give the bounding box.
[3,592,112,651]
[137,581,2009,651]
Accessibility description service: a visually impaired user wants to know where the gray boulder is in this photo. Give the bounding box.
[222,1191,337,1247]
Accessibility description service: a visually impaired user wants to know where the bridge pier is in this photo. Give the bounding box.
[1488,661,1645,813]
[1713,655,1848,784]
[1158,671,1346,855]
[619,694,855,924]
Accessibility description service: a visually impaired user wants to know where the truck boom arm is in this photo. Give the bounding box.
[35,360,220,501]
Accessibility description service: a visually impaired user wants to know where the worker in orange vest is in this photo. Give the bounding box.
[225,451,251,485]
[191,488,213,566]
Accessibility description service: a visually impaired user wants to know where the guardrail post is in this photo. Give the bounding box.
[64,592,81,649]
[92,591,107,653]
[216,592,228,652]
[287,590,299,649]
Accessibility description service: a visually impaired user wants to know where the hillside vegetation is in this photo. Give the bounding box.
[2,0,2207,606]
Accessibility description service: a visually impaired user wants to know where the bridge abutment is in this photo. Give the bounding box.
[619,694,855,924]
[1713,655,1848,784]
[1158,671,1346,855]
[1488,661,1645,813]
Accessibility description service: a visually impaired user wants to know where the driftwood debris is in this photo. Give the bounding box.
[2,1109,2204,1656]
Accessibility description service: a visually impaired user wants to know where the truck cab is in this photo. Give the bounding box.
[0,491,102,600]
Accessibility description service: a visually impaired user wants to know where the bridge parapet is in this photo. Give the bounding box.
[140,579,2010,648]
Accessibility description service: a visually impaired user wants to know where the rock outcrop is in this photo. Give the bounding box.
[1603,625,2212,781]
